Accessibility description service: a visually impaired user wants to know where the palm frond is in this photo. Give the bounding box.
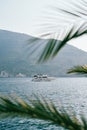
[28,0,87,62]
[0,95,87,130]
[67,65,87,74]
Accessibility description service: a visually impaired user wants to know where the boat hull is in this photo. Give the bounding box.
[32,77,55,82]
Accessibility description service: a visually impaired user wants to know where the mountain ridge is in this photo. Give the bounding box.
[0,29,87,77]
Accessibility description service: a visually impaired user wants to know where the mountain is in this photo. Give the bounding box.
[0,29,87,77]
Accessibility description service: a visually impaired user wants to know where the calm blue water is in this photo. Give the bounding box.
[0,78,87,130]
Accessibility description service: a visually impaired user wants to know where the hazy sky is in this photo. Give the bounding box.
[0,0,87,51]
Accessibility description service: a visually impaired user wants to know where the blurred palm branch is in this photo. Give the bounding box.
[0,95,87,130]
[28,0,87,62]
[1,0,87,130]
[67,65,87,75]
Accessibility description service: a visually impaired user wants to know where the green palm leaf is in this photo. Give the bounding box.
[67,65,87,74]
[0,95,87,130]
[28,0,87,62]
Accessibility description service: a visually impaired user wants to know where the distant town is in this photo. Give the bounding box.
[0,71,26,78]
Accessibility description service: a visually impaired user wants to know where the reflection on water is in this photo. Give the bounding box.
[0,78,87,130]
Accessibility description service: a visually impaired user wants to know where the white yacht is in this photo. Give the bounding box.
[32,74,55,82]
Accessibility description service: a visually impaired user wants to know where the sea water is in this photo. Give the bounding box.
[0,78,87,130]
